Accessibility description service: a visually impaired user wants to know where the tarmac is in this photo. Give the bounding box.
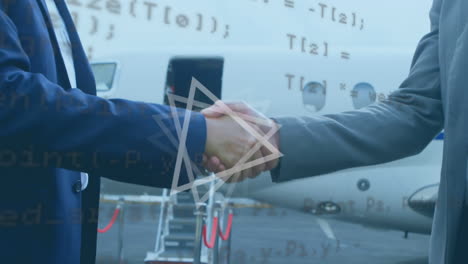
[96,201,429,264]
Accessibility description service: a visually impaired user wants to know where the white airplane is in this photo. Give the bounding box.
[66,0,438,236]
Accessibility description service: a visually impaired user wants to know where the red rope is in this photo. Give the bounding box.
[218,213,233,241]
[97,207,120,233]
[202,216,219,248]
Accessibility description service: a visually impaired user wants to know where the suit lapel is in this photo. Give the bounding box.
[54,0,96,95]
[35,0,72,90]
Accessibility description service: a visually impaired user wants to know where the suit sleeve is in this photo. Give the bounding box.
[272,0,444,182]
[0,9,206,188]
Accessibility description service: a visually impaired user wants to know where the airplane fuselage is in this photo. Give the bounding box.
[67,0,437,234]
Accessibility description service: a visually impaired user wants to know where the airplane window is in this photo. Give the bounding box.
[351,82,376,109]
[91,62,117,92]
[302,82,326,112]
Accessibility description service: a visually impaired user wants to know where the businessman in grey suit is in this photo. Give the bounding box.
[202,0,468,262]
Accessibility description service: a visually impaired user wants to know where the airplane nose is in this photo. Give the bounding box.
[407,184,438,218]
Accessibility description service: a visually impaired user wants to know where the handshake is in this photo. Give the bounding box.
[201,101,281,183]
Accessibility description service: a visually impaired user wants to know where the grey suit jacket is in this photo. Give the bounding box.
[272,0,468,263]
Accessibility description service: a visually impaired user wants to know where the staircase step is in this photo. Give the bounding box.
[163,241,195,251]
[165,234,195,241]
[172,204,196,218]
[176,193,195,204]
[169,219,197,234]
[169,226,196,234]
[170,218,197,225]
[158,248,194,259]
[164,234,196,250]
[145,250,195,264]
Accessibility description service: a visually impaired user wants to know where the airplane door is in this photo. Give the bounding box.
[163,57,224,111]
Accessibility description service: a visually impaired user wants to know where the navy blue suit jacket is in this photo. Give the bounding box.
[0,0,206,263]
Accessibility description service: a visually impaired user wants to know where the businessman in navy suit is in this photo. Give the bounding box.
[0,0,261,263]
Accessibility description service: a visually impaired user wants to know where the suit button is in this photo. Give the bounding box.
[73,181,82,193]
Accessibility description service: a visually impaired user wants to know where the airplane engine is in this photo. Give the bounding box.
[408,184,438,218]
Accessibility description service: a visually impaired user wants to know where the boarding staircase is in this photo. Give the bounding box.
[145,191,205,264]
[145,180,231,264]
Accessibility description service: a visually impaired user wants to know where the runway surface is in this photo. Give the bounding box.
[96,202,429,264]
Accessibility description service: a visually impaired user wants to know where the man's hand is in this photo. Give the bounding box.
[202,101,281,182]
[205,115,256,168]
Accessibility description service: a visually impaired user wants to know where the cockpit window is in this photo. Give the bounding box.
[91,62,117,92]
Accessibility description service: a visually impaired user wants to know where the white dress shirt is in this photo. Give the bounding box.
[45,0,89,191]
